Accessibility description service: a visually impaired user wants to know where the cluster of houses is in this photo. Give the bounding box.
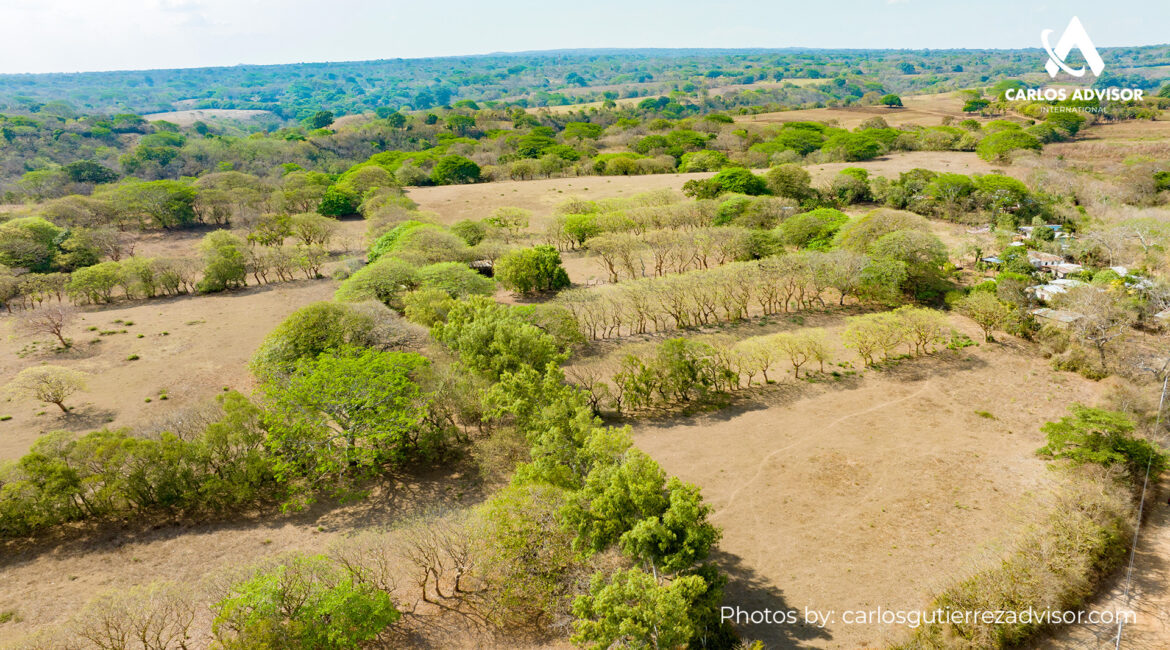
[969,224,1170,330]
[975,224,1139,328]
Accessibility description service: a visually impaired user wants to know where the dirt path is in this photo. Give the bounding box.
[716,382,934,519]
[634,331,1103,649]
[1035,480,1170,650]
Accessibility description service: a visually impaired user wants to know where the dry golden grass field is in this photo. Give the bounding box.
[0,279,339,461]
[561,310,1106,648]
[140,109,275,126]
[632,319,1103,648]
[1045,118,1170,165]
[734,92,984,130]
[405,150,1009,232]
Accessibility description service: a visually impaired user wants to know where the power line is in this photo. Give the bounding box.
[1113,372,1168,650]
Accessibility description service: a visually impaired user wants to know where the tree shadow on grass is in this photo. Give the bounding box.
[55,405,118,432]
[713,549,833,648]
[0,460,493,570]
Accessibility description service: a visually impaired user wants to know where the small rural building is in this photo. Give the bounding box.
[1027,278,1084,303]
[1027,251,1065,269]
[1051,263,1083,278]
[1030,307,1085,327]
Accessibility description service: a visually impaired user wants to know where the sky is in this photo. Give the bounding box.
[0,0,1168,74]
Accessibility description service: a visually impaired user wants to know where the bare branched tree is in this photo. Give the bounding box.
[17,303,76,348]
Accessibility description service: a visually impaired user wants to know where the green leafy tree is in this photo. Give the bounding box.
[430,155,481,185]
[0,216,63,271]
[403,288,456,327]
[1038,405,1167,483]
[6,365,88,413]
[383,111,408,128]
[563,121,604,141]
[445,114,476,135]
[368,220,432,262]
[678,150,729,172]
[976,130,1042,163]
[777,208,848,250]
[250,301,395,380]
[954,291,1012,341]
[963,98,990,113]
[571,568,708,650]
[303,110,335,129]
[212,554,400,649]
[451,219,487,246]
[335,257,420,309]
[619,477,721,576]
[417,261,495,297]
[197,230,248,293]
[103,179,198,229]
[562,214,601,248]
[868,229,949,297]
[495,245,571,294]
[263,347,432,497]
[765,163,814,201]
[881,94,903,107]
[823,132,882,162]
[67,261,123,303]
[564,450,669,555]
[62,160,118,184]
[317,186,360,217]
[711,167,770,196]
[485,206,531,242]
[432,296,564,380]
[474,483,580,629]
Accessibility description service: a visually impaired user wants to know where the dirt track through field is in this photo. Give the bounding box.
[634,329,1103,649]
[1034,479,1170,650]
[717,382,933,519]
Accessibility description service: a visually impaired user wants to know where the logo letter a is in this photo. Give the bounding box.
[1042,16,1105,78]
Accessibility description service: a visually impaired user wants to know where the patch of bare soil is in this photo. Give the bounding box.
[407,173,714,230]
[0,279,338,461]
[734,93,988,130]
[803,151,1013,184]
[140,109,274,127]
[632,329,1103,648]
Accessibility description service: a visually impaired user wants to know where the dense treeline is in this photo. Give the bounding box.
[0,69,1113,200]
[11,46,1170,117]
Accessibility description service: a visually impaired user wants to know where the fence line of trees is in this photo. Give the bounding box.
[570,305,959,414]
[555,251,906,340]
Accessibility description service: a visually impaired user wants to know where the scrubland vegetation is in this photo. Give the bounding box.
[2,45,1170,650]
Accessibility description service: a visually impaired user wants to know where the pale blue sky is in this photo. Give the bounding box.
[1,0,1167,74]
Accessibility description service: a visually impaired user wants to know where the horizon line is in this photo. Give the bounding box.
[3,43,1169,78]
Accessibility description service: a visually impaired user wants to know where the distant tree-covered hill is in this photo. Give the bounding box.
[2,46,1168,121]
